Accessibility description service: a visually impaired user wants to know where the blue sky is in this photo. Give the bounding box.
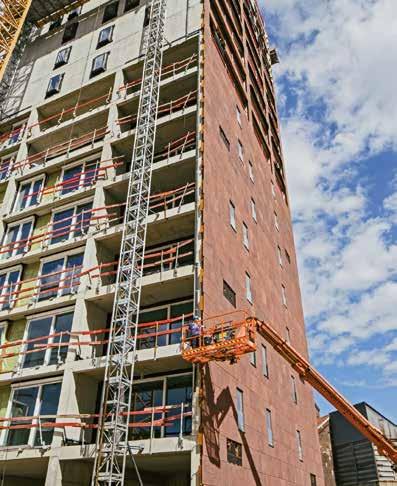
[260,0,397,422]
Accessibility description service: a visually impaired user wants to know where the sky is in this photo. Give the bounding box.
[259,0,397,422]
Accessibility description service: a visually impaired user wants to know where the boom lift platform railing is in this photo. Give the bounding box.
[181,311,397,466]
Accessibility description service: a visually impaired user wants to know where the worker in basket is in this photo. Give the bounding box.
[187,320,202,348]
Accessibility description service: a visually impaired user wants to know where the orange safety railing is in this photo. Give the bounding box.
[117,91,197,130]
[118,53,198,95]
[153,130,196,162]
[149,182,195,214]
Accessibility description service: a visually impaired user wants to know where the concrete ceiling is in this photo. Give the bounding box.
[28,0,90,26]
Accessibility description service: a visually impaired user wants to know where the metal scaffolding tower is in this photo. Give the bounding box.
[92,0,167,484]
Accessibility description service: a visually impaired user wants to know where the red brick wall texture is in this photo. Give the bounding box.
[200,2,325,485]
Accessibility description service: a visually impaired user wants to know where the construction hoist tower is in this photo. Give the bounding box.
[92,0,167,484]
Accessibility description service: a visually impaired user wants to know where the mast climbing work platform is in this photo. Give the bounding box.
[92,0,167,485]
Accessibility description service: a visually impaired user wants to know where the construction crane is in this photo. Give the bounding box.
[182,313,397,467]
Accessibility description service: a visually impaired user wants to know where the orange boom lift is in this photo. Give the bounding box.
[181,311,397,466]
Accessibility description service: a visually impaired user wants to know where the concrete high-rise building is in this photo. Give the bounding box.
[0,1,324,485]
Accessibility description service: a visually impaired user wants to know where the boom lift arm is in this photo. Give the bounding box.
[182,314,397,466]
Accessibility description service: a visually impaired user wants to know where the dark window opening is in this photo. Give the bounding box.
[91,53,109,77]
[219,126,230,150]
[49,17,63,31]
[46,74,64,98]
[285,249,291,264]
[103,2,119,23]
[223,280,236,307]
[67,7,81,21]
[310,474,317,486]
[143,6,150,27]
[54,47,71,69]
[62,21,78,44]
[125,0,140,12]
[97,25,114,48]
[227,439,242,466]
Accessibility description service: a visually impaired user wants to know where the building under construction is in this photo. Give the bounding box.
[0,1,395,485]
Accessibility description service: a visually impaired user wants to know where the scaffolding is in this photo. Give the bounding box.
[92,0,167,484]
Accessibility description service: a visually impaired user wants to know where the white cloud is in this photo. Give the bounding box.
[259,0,397,386]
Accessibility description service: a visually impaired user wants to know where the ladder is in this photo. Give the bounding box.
[92,0,167,484]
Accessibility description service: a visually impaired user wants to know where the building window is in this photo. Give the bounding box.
[227,438,242,466]
[51,202,93,245]
[277,245,283,266]
[296,430,303,461]
[97,25,114,48]
[229,200,236,231]
[103,1,119,23]
[38,252,84,301]
[62,21,78,44]
[291,375,298,404]
[271,180,275,198]
[61,158,100,195]
[91,52,109,77]
[223,280,236,307]
[54,46,71,69]
[67,7,81,21]
[251,198,257,222]
[46,73,64,98]
[5,382,61,447]
[138,299,193,349]
[236,388,244,432]
[2,219,33,259]
[261,345,269,377]
[49,17,63,31]
[14,176,44,210]
[236,105,241,126]
[266,409,274,446]
[249,351,256,367]
[248,161,254,182]
[21,312,74,369]
[286,327,291,344]
[285,249,291,264]
[0,267,21,310]
[274,211,279,231]
[125,0,140,12]
[243,223,249,250]
[0,153,16,180]
[143,6,151,27]
[281,285,287,307]
[310,474,317,486]
[0,322,7,345]
[219,126,230,151]
[245,272,252,303]
[237,139,244,161]
[8,120,27,145]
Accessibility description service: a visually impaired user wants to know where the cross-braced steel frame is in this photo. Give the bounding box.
[92,0,167,484]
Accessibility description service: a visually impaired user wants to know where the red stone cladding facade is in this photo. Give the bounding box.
[200,0,325,484]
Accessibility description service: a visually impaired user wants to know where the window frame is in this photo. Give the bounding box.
[219,126,230,151]
[90,52,109,77]
[291,375,298,404]
[277,245,283,266]
[281,284,287,307]
[261,344,269,378]
[236,105,242,127]
[0,152,17,180]
[19,308,75,370]
[9,120,27,146]
[62,21,78,44]
[46,73,65,98]
[37,250,84,302]
[50,198,93,245]
[274,211,279,231]
[237,139,244,162]
[296,429,303,461]
[60,155,100,196]
[229,200,236,231]
[102,1,119,24]
[2,216,34,259]
[14,175,45,211]
[242,222,249,250]
[1,378,62,447]
[124,0,140,12]
[236,388,244,432]
[97,25,114,48]
[265,408,274,447]
[245,272,252,304]
[0,321,7,346]
[248,160,254,182]
[250,198,257,222]
[54,46,72,69]
[0,265,23,311]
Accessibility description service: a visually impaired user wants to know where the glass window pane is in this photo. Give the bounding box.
[74,203,93,238]
[39,259,64,301]
[7,387,38,446]
[34,383,61,446]
[83,160,99,187]
[169,301,193,345]
[17,221,33,255]
[30,179,43,206]
[3,270,21,310]
[49,313,73,365]
[18,183,30,210]
[62,254,83,295]
[23,317,52,368]
[138,308,167,349]
[51,208,74,244]
[130,380,163,440]
[165,375,192,437]
[61,165,82,195]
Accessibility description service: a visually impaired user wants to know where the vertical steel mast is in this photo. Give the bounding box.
[92,0,167,484]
